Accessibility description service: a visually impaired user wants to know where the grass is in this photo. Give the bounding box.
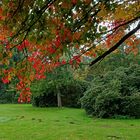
[0,104,140,140]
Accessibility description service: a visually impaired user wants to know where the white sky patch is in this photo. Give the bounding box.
[129,21,140,37]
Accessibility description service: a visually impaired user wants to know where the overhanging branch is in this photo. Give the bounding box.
[89,21,140,66]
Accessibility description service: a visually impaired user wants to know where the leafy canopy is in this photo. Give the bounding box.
[0,0,140,102]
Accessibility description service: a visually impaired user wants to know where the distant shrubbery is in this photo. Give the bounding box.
[81,64,140,118]
[0,81,18,103]
[32,79,87,108]
[0,92,19,104]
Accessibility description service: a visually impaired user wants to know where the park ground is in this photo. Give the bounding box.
[0,104,140,140]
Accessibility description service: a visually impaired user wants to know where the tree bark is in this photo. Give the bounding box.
[57,90,62,108]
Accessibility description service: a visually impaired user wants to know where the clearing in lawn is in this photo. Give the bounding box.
[0,104,140,140]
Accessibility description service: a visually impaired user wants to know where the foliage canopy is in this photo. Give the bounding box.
[0,0,140,101]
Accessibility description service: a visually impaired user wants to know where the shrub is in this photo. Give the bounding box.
[120,94,140,118]
[94,92,121,118]
[32,80,87,108]
[81,64,140,118]
[0,82,18,104]
[80,87,101,115]
[32,93,57,107]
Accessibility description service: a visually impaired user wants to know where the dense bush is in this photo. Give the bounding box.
[32,93,57,107]
[32,80,87,108]
[120,94,140,118]
[0,81,19,104]
[81,64,140,118]
[0,91,18,104]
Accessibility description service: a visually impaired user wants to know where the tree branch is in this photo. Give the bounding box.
[102,14,140,35]
[10,0,57,41]
[89,21,140,66]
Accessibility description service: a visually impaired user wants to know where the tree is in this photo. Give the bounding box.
[0,0,140,102]
[31,65,87,107]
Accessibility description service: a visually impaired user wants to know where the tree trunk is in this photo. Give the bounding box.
[57,88,62,107]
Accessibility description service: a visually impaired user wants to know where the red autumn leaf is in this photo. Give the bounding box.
[72,0,77,5]
[17,45,23,51]
[2,77,9,84]
[93,53,96,57]
[54,36,61,48]
[24,40,30,46]
[61,60,66,65]
[18,97,21,103]
[47,44,56,54]
[69,59,73,65]
[73,56,81,63]
[26,87,30,91]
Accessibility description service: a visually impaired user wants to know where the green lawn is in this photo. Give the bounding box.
[0,104,140,140]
